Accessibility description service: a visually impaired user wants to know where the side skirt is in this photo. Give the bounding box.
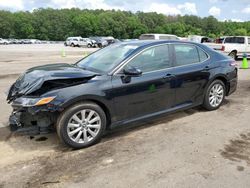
[110,102,201,129]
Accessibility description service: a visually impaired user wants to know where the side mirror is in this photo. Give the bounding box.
[123,66,142,77]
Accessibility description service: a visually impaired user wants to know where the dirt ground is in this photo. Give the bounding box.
[0,44,250,188]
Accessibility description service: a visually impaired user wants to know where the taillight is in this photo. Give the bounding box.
[221,45,225,51]
[230,61,237,67]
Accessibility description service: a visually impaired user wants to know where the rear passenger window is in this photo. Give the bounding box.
[174,44,200,66]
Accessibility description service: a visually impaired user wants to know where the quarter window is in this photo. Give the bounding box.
[174,44,200,66]
[198,48,208,62]
[236,37,245,44]
[125,45,171,73]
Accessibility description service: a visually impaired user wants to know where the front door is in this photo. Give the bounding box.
[111,44,176,122]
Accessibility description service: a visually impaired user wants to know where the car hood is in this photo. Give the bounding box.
[7,63,97,102]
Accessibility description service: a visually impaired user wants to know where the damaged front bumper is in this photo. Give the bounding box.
[6,63,98,135]
[9,97,62,135]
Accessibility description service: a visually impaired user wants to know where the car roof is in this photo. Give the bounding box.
[140,34,177,37]
[116,40,212,55]
[120,40,201,47]
[223,36,249,38]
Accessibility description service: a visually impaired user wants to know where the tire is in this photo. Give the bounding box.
[98,44,102,48]
[229,51,237,60]
[56,102,107,149]
[202,80,226,111]
[70,43,75,47]
[87,44,92,48]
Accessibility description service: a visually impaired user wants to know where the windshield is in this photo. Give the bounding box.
[76,43,140,73]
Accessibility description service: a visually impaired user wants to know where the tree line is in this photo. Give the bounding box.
[0,8,249,41]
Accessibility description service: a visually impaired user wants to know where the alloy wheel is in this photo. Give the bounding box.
[67,109,101,144]
[209,83,224,108]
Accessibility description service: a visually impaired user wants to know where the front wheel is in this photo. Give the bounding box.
[229,51,237,60]
[202,80,226,111]
[56,102,107,149]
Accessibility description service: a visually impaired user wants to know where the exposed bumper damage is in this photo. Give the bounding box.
[7,63,96,135]
[9,111,57,134]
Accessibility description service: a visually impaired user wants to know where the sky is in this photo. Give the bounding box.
[0,0,249,22]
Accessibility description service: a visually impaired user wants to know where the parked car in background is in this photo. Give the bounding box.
[82,38,96,48]
[8,39,19,44]
[179,37,188,41]
[65,37,89,47]
[21,39,32,44]
[120,39,139,42]
[89,37,109,48]
[205,36,250,59]
[102,36,116,45]
[30,39,42,44]
[7,40,237,149]
[0,38,10,45]
[139,34,180,40]
[188,35,213,43]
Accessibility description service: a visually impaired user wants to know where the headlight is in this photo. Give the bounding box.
[35,97,56,106]
[12,96,56,107]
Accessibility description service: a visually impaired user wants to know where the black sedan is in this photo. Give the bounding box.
[7,40,237,148]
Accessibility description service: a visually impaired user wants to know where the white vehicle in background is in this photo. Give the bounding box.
[179,37,188,41]
[0,38,10,45]
[188,35,213,43]
[65,37,91,47]
[206,36,250,59]
[82,38,96,47]
[30,39,42,44]
[139,34,180,40]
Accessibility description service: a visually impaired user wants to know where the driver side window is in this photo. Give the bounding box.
[125,45,171,73]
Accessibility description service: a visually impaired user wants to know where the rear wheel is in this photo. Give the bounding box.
[202,80,226,111]
[57,102,107,149]
[87,44,92,48]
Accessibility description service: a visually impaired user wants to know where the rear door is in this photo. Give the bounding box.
[171,44,211,106]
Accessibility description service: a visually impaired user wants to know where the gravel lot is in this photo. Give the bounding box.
[0,44,250,188]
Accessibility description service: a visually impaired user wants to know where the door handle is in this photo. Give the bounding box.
[203,66,210,71]
[163,73,174,80]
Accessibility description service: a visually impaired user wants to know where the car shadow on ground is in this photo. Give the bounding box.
[102,106,205,141]
[0,96,234,154]
[0,104,212,153]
